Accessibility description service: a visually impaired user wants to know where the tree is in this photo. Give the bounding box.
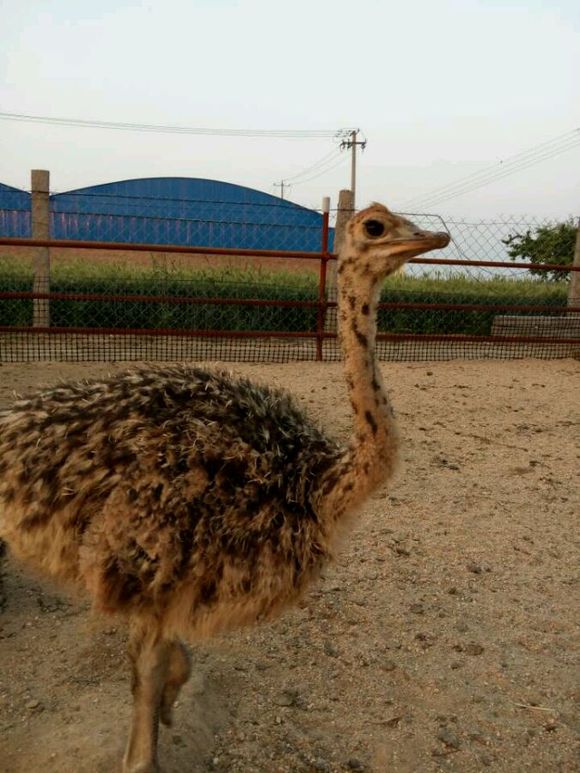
[503,220,577,282]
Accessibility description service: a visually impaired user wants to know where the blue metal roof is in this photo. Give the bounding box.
[0,177,333,251]
[0,183,31,237]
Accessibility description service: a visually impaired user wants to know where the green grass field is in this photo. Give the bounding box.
[0,259,569,335]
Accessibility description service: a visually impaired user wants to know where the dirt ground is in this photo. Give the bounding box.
[0,358,578,773]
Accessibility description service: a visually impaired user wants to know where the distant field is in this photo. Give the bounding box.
[0,245,321,275]
[0,254,569,336]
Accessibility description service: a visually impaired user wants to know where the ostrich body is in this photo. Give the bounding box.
[0,204,449,772]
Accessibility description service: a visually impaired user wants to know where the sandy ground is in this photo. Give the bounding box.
[0,358,578,773]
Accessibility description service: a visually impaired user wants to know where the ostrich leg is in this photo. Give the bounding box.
[159,639,192,727]
[123,620,170,773]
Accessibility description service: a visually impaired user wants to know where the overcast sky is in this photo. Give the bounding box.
[1,0,578,218]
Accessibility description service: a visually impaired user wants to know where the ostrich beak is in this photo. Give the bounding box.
[407,230,450,250]
[388,229,450,259]
[427,231,450,248]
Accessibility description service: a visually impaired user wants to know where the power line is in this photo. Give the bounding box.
[272,144,346,197]
[405,128,580,210]
[424,141,580,209]
[289,153,349,186]
[408,134,580,209]
[0,110,355,191]
[414,141,580,209]
[412,138,580,210]
[0,111,345,138]
[283,147,343,183]
[406,128,579,206]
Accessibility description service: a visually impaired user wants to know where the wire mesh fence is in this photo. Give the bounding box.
[0,192,578,363]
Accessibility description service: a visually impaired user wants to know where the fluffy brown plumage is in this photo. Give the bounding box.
[0,203,450,772]
[0,365,340,635]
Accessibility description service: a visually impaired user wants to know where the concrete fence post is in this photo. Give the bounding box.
[568,217,580,311]
[325,189,354,335]
[333,188,354,256]
[31,169,50,328]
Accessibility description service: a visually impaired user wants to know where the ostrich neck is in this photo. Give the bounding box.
[317,269,399,521]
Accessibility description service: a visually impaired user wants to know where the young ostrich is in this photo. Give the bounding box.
[0,203,449,773]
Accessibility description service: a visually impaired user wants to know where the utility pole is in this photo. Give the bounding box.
[273,180,290,200]
[340,129,366,209]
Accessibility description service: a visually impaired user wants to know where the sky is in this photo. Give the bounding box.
[0,0,579,219]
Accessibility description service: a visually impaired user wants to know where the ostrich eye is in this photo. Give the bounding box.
[364,219,385,238]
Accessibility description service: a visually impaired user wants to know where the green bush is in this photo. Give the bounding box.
[378,274,568,335]
[0,267,33,326]
[0,263,319,332]
[503,221,577,282]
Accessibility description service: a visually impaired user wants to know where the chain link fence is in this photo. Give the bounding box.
[0,185,578,362]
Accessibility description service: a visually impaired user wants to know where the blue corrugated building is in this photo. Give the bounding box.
[0,182,31,237]
[0,177,333,251]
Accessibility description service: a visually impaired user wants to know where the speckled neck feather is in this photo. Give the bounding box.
[317,258,398,522]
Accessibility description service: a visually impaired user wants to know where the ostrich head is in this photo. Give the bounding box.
[341,203,450,278]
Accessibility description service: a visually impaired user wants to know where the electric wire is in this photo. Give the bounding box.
[405,128,580,209]
[283,147,343,183]
[412,138,580,209]
[408,138,580,210]
[0,111,342,138]
[289,153,349,186]
[406,129,579,206]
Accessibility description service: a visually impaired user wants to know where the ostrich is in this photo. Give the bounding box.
[0,203,449,773]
